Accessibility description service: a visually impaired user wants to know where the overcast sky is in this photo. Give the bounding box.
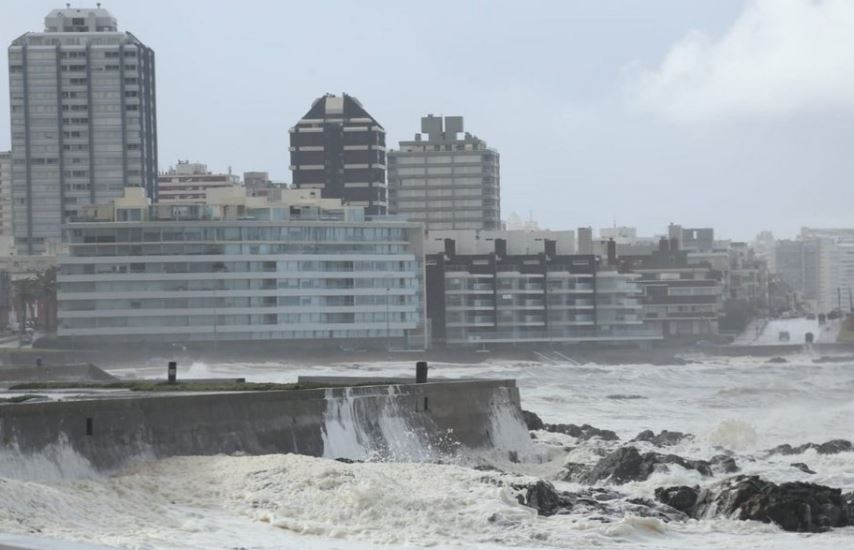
[2,0,853,241]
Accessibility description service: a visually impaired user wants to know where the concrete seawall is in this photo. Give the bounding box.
[0,380,526,474]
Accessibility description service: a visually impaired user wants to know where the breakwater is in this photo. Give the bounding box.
[0,379,528,475]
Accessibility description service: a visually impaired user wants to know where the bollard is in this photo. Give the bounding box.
[416,361,428,383]
[167,361,177,384]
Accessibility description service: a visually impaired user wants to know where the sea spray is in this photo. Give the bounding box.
[321,387,371,460]
[0,434,99,482]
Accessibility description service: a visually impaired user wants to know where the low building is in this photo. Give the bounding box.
[621,243,723,338]
[57,188,426,347]
[426,237,658,346]
[157,161,241,204]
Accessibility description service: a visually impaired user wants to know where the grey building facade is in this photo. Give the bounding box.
[0,151,11,238]
[426,238,656,346]
[289,93,387,216]
[8,7,158,254]
[388,115,500,231]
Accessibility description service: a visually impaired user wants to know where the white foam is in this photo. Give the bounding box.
[0,435,98,482]
[12,355,854,549]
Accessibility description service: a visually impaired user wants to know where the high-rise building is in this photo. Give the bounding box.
[157,160,239,203]
[388,115,500,230]
[8,6,157,254]
[0,152,12,237]
[799,228,854,314]
[289,93,387,215]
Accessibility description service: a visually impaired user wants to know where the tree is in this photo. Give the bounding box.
[34,267,57,332]
[12,267,58,334]
[12,276,38,335]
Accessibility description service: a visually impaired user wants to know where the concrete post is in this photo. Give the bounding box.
[416,361,428,383]
[167,361,177,384]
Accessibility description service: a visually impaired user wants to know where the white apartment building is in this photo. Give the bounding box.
[57,188,426,347]
[9,7,157,254]
[800,228,854,314]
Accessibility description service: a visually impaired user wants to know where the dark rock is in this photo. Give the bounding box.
[515,480,573,516]
[516,481,685,522]
[545,423,619,441]
[770,443,795,455]
[813,440,853,454]
[581,446,713,485]
[632,429,693,447]
[521,409,545,431]
[710,454,739,474]
[655,485,699,515]
[560,461,592,482]
[334,457,362,464]
[791,462,816,475]
[657,475,853,532]
[767,356,788,364]
[769,439,852,456]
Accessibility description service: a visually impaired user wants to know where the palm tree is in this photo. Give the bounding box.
[12,276,39,336]
[12,267,58,335]
[35,267,57,332]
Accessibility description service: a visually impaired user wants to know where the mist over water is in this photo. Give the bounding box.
[2,355,853,549]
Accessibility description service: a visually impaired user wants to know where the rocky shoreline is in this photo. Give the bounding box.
[513,410,854,533]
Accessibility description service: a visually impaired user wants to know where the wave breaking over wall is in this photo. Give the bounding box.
[0,379,530,477]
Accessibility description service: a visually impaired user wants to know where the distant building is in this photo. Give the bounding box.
[577,227,593,255]
[504,212,538,231]
[669,224,715,252]
[0,152,11,237]
[600,226,637,241]
[753,230,776,273]
[621,242,723,337]
[775,239,820,310]
[8,6,158,254]
[289,93,387,215]
[388,115,500,230]
[797,228,854,314]
[157,161,240,203]
[242,171,286,200]
[243,171,270,188]
[57,187,425,347]
[426,237,656,346]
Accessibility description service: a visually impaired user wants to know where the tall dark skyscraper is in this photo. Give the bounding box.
[289,93,387,215]
[8,6,158,254]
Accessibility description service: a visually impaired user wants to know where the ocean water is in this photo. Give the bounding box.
[1,353,853,549]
